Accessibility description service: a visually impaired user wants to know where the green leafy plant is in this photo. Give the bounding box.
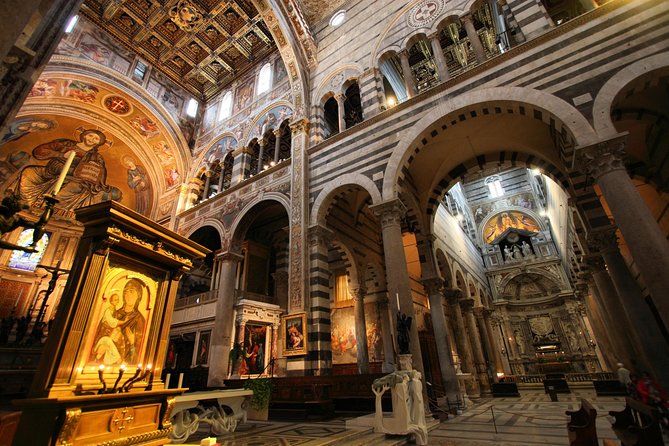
[229,342,244,362]
[243,377,272,410]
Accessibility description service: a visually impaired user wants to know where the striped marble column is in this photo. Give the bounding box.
[504,0,554,40]
[307,224,334,375]
[359,67,383,119]
[230,145,251,186]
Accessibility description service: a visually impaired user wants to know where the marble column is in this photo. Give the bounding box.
[578,136,669,329]
[335,93,346,133]
[461,14,487,64]
[422,277,459,399]
[585,255,638,369]
[576,279,615,370]
[377,296,396,372]
[474,308,495,379]
[289,119,309,314]
[208,251,243,387]
[482,309,505,376]
[398,50,417,98]
[273,128,283,163]
[217,165,225,193]
[202,170,212,199]
[461,299,490,394]
[307,225,334,375]
[429,32,450,82]
[257,138,267,173]
[446,290,475,374]
[591,230,669,389]
[370,199,424,376]
[351,286,370,374]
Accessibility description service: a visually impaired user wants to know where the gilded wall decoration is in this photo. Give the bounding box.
[483,211,541,244]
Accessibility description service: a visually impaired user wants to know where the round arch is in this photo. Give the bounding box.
[330,239,361,286]
[592,52,669,138]
[310,174,383,226]
[382,87,599,201]
[229,192,291,244]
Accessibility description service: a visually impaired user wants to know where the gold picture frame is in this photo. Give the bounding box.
[282,313,307,356]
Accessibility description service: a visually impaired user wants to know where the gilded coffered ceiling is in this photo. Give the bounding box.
[80,0,278,101]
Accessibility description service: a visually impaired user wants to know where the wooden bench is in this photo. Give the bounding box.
[593,380,627,396]
[169,389,253,444]
[565,398,598,446]
[609,397,665,446]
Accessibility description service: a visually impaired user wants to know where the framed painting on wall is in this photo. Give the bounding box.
[282,313,306,356]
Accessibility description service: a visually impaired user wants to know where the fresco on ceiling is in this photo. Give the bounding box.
[483,211,541,244]
[472,192,536,224]
[248,105,293,141]
[203,136,238,166]
[274,59,287,83]
[0,115,153,218]
[26,76,182,190]
[331,303,384,365]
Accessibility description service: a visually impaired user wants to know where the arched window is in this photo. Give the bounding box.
[218,91,233,121]
[256,63,272,96]
[8,229,50,271]
[485,175,504,198]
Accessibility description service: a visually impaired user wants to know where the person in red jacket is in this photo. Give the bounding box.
[636,371,669,428]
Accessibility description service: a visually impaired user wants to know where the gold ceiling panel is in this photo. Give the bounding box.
[81,0,277,101]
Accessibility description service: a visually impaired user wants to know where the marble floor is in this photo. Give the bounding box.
[182,390,665,446]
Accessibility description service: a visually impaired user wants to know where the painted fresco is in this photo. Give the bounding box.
[483,211,542,244]
[472,192,536,225]
[0,115,153,217]
[203,136,238,165]
[331,303,384,365]
[234,77,254,113]
[248,105,293,141]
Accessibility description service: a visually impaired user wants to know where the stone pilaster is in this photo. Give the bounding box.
[422,277,459,399]
[358,67,382,119]
[577,135,669,330]
[350,286,370,374]
[289,118,309,314]
[208,251,243,386]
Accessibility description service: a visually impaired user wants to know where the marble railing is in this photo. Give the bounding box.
[175,289,218,309]
[503,372,615,383]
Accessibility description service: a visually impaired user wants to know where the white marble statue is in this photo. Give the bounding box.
[521,241,533,257]
[504,246,513,262]
[372,370,428,445]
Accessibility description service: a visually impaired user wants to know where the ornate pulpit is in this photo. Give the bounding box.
[13,201,209,445]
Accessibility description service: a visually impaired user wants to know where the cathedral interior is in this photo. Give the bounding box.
[0,0,668,444]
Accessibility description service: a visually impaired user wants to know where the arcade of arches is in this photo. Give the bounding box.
[0,0,668,421]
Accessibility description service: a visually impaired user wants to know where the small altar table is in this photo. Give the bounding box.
[170,389,253,443]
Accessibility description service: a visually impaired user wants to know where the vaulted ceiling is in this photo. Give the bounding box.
[296,0,347,25]
[80,0,278,101]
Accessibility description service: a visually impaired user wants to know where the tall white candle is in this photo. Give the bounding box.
[52,151,76,196]
[178,372,184,388]
[396,292,400,309]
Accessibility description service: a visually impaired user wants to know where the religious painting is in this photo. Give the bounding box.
[152,141,175,163]
[282,313,306,356]
[331,303,384,364]
[0,116,154,219]
[164,167,180,187]
[78,33,112,65]
[130,115,160,139]
[203,136,238,165]
[240,324,267,374]
[29,79,58,97]
[483,211,541,244]
[195,330,210,366]
[249,105,293,140]
[103,95,132,115]
[84,264,158,367]
[473,192,536,224]
[233,78,254,113]
[64,80,99,103]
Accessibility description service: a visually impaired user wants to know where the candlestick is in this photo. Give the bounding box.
[121,364,143,392]
[146,364,155,391]
[164,373,171,389]
[177,372,184,388]
[112,364,126,392]
[97,364,107,394]
[52,151,76,196]
[396,292,400,309]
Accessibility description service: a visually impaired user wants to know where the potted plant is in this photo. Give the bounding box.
[243,377,272,420]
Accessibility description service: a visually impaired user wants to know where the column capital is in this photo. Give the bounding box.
[587,227,618,254]
[370,199,406,228]
[334,93,346,103]
[216,251,244,263]
[308,224,334,247]
[273,127,284,137]
[350,286,367,301]
[231,145,251,157]
[460,298,475,311]
[575,134,628,180]
[421,276,444,295]
[584,255,606,272]
[460,13,474,25]
[473,306,487,318]
[398,49,410,59]
[445,288,463,304]
[290,118,310,136]
[258,137,268,148]
[427,31,441,42]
